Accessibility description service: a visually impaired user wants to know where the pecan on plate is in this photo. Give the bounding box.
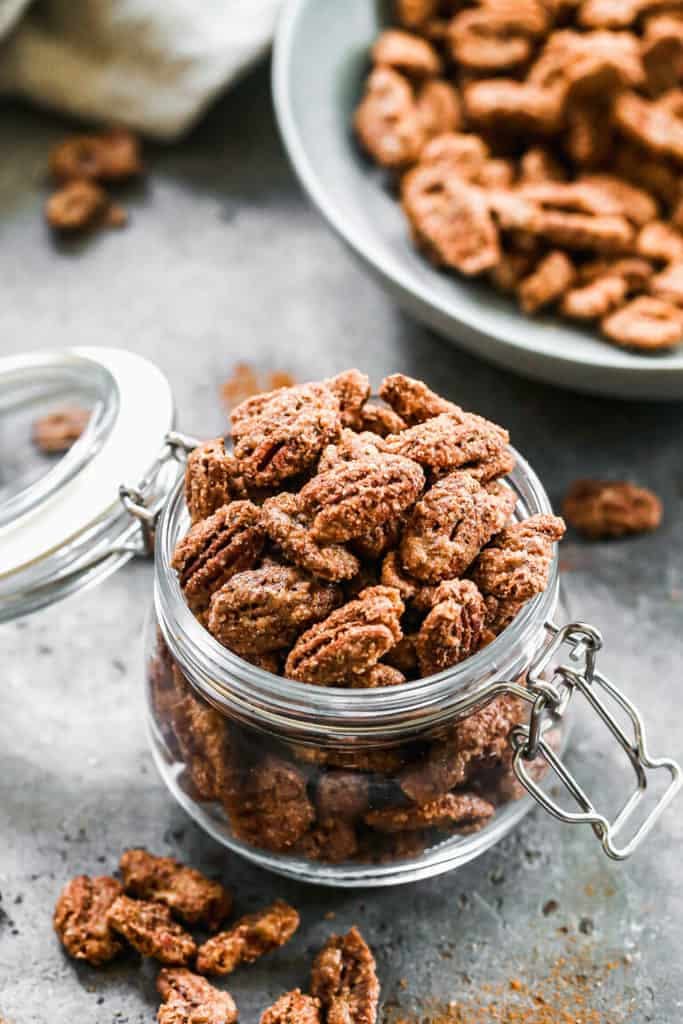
[563,479,662,538]
[579,174,659,228]
[184,439,246,523]
[560,275,628,319]
[327,370,371,429]
[119,850,232,931]
[354,67,426,170]
[196,900,299,976]
[372,28,442,77]
[262,494,360,582]
[650,261,683,304]
[260,990,322,1024]
[45,180,109,231]
[285,586,404,686]
[227,755,315,853]
[171,501,265,615]
[383,412,513,482]
[471,514,566,602]
[396,0,440,30]
[108,895,197,965]
[157,968,238,1024]
[416,131,491,184]
[464,80,565,135]
[400,694,527,803]
[518,251,576,314]
[614,90,683,165]
[231,381,341,487]
[298,454,424,544]
[601,295,683,350]
[636,221,683,263]
[310,927,380,1024]
[417,79,463,138]
[208,563,341,656]
[32,405,90,453]
[399,471,516,582]
[366,791,495,833]
[379,373,465,426]
[448,9,534,73]
[414,579,487,676]
[50,128,143,183]
[53,875,123,966]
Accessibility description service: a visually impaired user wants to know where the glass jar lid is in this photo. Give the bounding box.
[0,347,179,622]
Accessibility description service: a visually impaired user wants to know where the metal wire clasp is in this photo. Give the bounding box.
[506,620,682,860]
[118,430,200,555]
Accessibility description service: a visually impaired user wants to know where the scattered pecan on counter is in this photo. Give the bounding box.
[157,968,238,1024]
[196,899,300,976]
[53,875,124,966]
[310,926,380,1024]
[107,895,197,965]
[563,479,663,537]
[119,849,232,931]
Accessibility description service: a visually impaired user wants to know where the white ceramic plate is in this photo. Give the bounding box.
[273,0,683,399]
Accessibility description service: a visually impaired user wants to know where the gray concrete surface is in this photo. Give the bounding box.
[1,65,682,1023]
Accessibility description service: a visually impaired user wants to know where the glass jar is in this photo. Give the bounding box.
[144,446,680,887]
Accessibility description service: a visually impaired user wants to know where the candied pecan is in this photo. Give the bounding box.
[231,381,341,487]
[383,413,512,482]
[316,772,370,821]
[650,261,683,303]
[530,28,645,94]
[349,664,406,688]
[184,439,246,523]
[490,250,537,295]
[464,80,564,135]
[380,550,421,603]
[483,594,527,637]
[260,990,322,1024]
[579,0,680,29]
[401,165,501,274]
[518,181,626,218]
[601,295,683,349]
[171,501,265,615]
[379,372,464,425]
[642,15,683,97]
[396,0,440,30]
[354,67,425,169]
[299,454,424,544]
[417,80,462,138]
[471,514,566,601]
[326,370,371,429]
[533,209,635,254]
[170,680,236,803]
[32,405,90,453]
[285,586,404,686]
[310,927,380,1024]
[518,251,575,315]
[518,147,566,185]
[578,174,659,227]
[366,791,495,832]
[196,900,299,976]
[208,563,341,655]
[579,257,655,292]
[318,429,387,473]
[565,99,615,168]
[363,831,430,863]
[119,850,231,931]
[477,159,516,190]
[108,895,197,965]
[157,969,238,1024]
[416,132,490,183]
[45,180,108,232]
[383,634,420,677]
[560,275,628,319]
[356,402,407,437]
[400,471,516,582]
[400,695,527,802]
[262,494,360,582]
[296,820,360,864]
[448,9,534,73]
[291,743,405,775]
[613,142,681,206]
[636,221,683,263]
[372,29,442,77]
[563,479,662,538]
[351,518,403,561]
[414,580,486,676]
[228,755,315,852]
[614,91,683,166]
[50,128,143,182]
[53,875,123,966]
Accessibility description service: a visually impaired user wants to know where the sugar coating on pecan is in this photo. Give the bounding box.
[400,471,516,582]
[366,791,495,832]
[563,479,662,538]
[285,586,404,686]
[601,296,683,350]
[172,501,265,615]
[414,579,487,677]
[354,67,426,169]
[262,493,360,582]
[231,381,341,487]
[196,900,299,976]
[108,895,197,965]
[157,969,238,1024]
[53,875,123,966]
[228,755,315,852]
[260,990,322,1024]
[471,514,566,601]
[119,850,231,931]
[518,251,576,314]
[311,927,380,1024]
[208,563,341,656]
[184,439,246,523]
[560,275,628,319]
[383,412,512,482]
[326,370,372,429]
[379,373,464,425]
[351,517,403,562]
[32,406,90,453]
[355,402,407,438]
[400,694,527,803]
[318,429,388,473]
[299,454,424,544]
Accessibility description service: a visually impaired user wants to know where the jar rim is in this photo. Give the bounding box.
[154,446,559,736]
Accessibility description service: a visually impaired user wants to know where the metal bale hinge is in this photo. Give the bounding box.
[506,621,682,861]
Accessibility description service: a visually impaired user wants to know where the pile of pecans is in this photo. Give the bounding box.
[355,1,683,352]
[149,371,565,865]
[53,850,379,1024]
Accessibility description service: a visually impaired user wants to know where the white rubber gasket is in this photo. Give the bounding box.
[0,347,174,577]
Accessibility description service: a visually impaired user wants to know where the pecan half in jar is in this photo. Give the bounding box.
[262,493,360,582]
[354,67,426,170]
[227,755,315,853]
[383,413,513,482]
[365,791,495,833]
[471,514,566,602]
[414,579,487,677]
[184,438,246,523]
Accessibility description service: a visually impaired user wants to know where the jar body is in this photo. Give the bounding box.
[144,587,570,887]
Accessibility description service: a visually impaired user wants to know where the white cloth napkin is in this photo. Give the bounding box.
[0,0,282,139]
